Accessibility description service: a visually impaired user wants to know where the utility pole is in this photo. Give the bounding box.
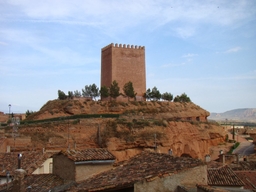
[8,104,11,120]
[232,124,235,141]
[68,119,70,150]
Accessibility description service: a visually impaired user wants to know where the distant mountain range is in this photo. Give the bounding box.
[209,108,256,123]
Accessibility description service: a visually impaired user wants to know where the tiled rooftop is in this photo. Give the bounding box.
[60,148,115,162]
[230,161,256,171]
[0,174,71,192]
[0,151,56,176]
[24,174,71,192]
[196,184,231,192]
[73,151,204,191]
[235,171,256,190]
[207,161,224,169]
[207,166,244,186]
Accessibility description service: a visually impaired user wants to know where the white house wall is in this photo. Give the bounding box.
[32,158,53,174]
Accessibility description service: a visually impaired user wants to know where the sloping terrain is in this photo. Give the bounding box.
[26,99,209,121]
[2,99,227,162]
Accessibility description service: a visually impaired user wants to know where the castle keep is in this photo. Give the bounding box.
[101,43,146,100]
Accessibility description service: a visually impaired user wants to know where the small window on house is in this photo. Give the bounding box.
[196,117,200,121]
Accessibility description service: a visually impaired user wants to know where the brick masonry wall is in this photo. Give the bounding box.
[101,43,146,100]
[53,154,75,181]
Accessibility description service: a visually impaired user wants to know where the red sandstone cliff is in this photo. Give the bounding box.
[2,100,226,161]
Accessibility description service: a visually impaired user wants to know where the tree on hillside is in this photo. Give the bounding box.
[68,91,74,99]
[100,85,109,100]
[74,90,82,98]
[123,81,136,101]
[144,88,152,100]
[58,90,67,100]
[109,80,120,100]
[162,92,173,101]
[82,84,99,100]
[173,93,191,102]
[91,84,99,100]
[151,86,161,101]
[25,110,35,118]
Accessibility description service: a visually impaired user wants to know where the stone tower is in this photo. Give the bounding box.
[101,43,146,101]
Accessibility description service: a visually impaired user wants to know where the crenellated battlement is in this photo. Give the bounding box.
[101,43,145,51]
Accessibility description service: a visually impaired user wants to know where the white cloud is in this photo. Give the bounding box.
[3,0,256,37]
[182,53,198,58]
[225,46,242,53]
[161,62,185,68]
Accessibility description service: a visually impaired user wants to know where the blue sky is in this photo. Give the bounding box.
[0,0,256,114]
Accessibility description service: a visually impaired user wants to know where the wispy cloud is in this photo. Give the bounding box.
[2,1,256,37]
[182,53,198,58]
[161,62,186,68]
[225,46,242,53]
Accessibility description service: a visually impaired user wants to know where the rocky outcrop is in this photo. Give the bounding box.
[105,120,225,161]
[2,100,226,161]
[27,100,209,122]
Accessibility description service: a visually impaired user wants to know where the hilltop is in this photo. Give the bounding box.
[26,99,210,121]
[1,99,228,161]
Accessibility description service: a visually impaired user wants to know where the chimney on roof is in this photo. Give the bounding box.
[12,169,26,192]
[18,154,22,169]
[168,148,173,156]
[205,154,211,162]
[219,150,225,165]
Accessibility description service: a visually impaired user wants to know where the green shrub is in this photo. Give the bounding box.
[228,142,240,154]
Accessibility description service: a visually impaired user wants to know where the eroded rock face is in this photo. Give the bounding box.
[3,100,225,161]
[106,121,225,161]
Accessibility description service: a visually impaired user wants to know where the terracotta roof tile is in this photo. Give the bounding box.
[207,165,244,186]
[0,174,71,192]
[235,171,256,190]
[74,151,204,191]
[0,151,57,176]
[24,174,71,192]
[196,184,230,192]
[230,161,256,171]
[60,148,115,162]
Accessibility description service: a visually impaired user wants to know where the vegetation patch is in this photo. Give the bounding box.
[101,119,166,146]
[228,142,240,154]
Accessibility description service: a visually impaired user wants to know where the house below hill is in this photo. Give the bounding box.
[53,148,115,182]
[71,151,207,192]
